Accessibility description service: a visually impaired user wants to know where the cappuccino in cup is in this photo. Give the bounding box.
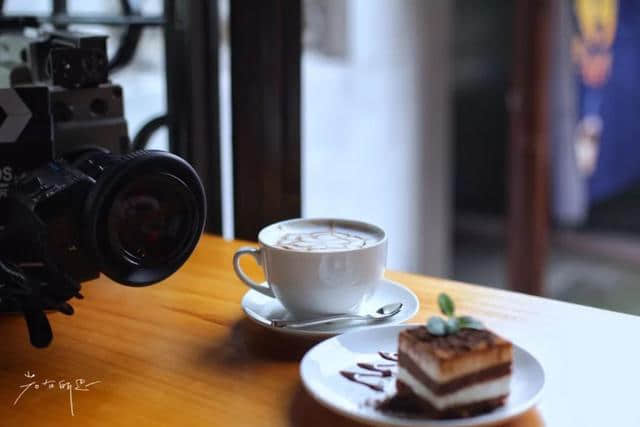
[233,218,387,317]
[262,219,382,252]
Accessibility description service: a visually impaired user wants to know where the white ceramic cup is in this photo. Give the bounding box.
[232,218,387,317]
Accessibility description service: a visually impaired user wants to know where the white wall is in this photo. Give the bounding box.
[302,0,452,276]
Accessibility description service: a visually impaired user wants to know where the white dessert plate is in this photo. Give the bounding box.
[300,324,544,427]
[241,279,419,338]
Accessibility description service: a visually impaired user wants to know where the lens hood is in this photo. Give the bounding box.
[82,150,206,286]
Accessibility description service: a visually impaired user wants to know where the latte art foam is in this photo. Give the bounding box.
[275,230,370,251]
[260,219,384,252]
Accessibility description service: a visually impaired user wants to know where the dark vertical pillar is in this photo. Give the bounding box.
[230,0,302,240]
[507,0,551,295]
[164,0,222,234]
[52,0,68,29]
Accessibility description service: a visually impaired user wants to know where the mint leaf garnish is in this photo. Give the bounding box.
[426,294,485,336]
[438,293,455,317]
[458,315,485,330]
[426,317,447,336]
[446,317,460,334]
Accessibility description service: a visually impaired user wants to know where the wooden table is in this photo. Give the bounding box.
[2,235,639,426]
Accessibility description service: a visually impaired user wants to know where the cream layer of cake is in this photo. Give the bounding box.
[397,367,510,410]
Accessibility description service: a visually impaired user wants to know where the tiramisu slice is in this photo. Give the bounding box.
[396,325,512,418]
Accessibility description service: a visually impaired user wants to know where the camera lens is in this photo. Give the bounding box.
[81,150,206,286]
[107,173,195,266]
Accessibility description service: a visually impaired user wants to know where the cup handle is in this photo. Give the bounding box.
[232,247,275,298]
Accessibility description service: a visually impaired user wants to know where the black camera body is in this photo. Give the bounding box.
[4,149,206,284]
[0,20,206,347]
[0,25,129,210]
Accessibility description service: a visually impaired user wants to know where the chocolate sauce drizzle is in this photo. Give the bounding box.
[357,362,395,377]
[340,371,385,392]
[378,352,398,362]
[340,352,398,392]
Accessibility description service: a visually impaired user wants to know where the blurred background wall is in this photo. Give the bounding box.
[302,0,452,276]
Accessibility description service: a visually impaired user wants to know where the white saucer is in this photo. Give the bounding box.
[300,324,545,427]
[241,279,419,337]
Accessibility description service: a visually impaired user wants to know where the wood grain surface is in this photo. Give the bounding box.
[1,235,639,426]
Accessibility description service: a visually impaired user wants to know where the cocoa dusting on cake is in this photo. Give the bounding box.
[403,327,506,358]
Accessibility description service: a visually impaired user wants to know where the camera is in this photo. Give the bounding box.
[0,19,206,347]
